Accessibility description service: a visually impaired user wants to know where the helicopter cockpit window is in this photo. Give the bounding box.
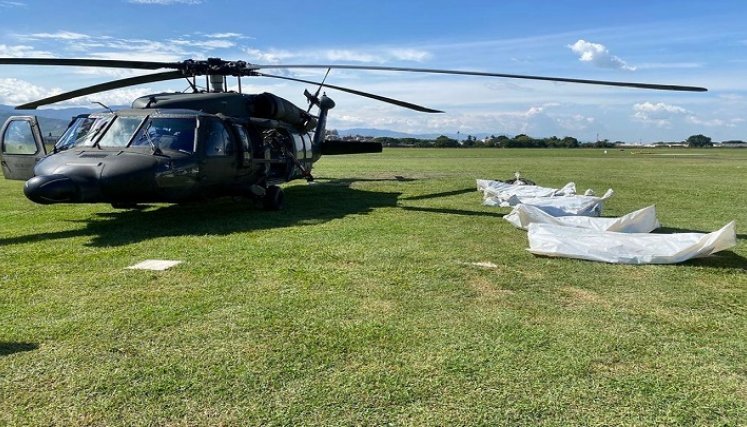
[55,115,112,151]
[202,118,234,157]
[97,116,144,148]
[130,117,196,153]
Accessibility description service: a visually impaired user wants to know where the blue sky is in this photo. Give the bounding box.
[1,0,746,142]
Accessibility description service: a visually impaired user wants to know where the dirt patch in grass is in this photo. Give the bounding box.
[560,286,611,309]
[469,275,514,301]
[359,296,396,318]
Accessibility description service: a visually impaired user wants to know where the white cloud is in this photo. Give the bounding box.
[244,48,298,64]
[0,78,61,105]
[0,76,172,108]
[0,1,24,7]
[169,38,234,49]
[244,46,433,65]
[71,66,154,79]
[323,47,432,64]
[634,101,688,115]
[389,49,431,62]
[628,101,744,139]
[718,93,744,102]
[632,101,687,127]
[206,32,243,39]
[568,39,636,71]
[323,49,380,63]
[26,31,90,41]
[328,102,591,137]
[686,115,742,128]
[87,50,184,63]
[631,101,736,130]
[636,62,703,70]
[195,40,235,49]
[0,44,53,57]
[556,113,596,132]
[81,87,161,107]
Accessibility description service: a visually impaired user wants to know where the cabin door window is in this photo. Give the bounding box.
[0,116,46,180]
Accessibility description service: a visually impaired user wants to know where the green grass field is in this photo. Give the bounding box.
[1,148,745,426]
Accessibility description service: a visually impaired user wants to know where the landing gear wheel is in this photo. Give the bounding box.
[262,185,284,211]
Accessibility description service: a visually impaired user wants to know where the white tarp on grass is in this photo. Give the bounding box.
[505,204,661,233]
[477,179,577,205]
[500,189,615,216]
[127,260,183,271]
[477,179,613,216]
[526,221,737,264]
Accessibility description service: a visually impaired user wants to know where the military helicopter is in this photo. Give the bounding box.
[0,57,706,209]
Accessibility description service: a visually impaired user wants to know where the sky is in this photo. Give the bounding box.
[0,0,746,142]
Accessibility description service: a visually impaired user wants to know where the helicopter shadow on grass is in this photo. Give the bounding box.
[0,183,401,247]
[80,182,502,245]
[400,206,505,218]
[0,342,38,356]
[310,177,489,210]
[311,175,417,185]
[399,187,506,218]
[0,179,506,247]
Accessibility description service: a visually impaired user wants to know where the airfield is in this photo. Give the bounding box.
[1,147,745,425]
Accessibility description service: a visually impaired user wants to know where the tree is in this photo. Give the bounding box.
[546,136,561,148]
[513,134,539,148]
[373,137,398,147]
[561,136,579,148]
[686,134,712,147]
[592,139,615,148]
[461,135,476,147]
[433,135,459,148]
[493,135,510,148]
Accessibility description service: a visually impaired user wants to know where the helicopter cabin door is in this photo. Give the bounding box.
[198,117,238,192]
[0,116,47,180]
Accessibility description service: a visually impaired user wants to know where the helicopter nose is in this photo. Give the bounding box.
[24,174,78,204]
[24,174,88,204]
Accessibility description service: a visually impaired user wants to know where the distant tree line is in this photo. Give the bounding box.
[372,134,608,148]
[328,130,743,148]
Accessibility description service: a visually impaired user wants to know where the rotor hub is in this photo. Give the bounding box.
[179,58,257,77]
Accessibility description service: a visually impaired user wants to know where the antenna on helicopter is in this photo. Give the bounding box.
[91,101,113,113]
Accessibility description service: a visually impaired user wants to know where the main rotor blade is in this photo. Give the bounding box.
[0,57,177,70]
[0,58,709,92]
[16,70,185,109]
[258,72,443,113]
[255,64,708,92]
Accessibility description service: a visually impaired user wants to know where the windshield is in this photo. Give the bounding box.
[97,116,145,148]
[130,117,196,153]
[55,115,113,151]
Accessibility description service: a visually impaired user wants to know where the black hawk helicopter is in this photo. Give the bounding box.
[0,57,706,209]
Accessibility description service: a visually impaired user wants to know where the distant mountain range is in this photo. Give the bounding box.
[0,105,494,141]
[336,128,494,141]
[0,104,110,137]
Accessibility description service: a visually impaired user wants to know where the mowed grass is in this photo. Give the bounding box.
[1,148,745,426]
